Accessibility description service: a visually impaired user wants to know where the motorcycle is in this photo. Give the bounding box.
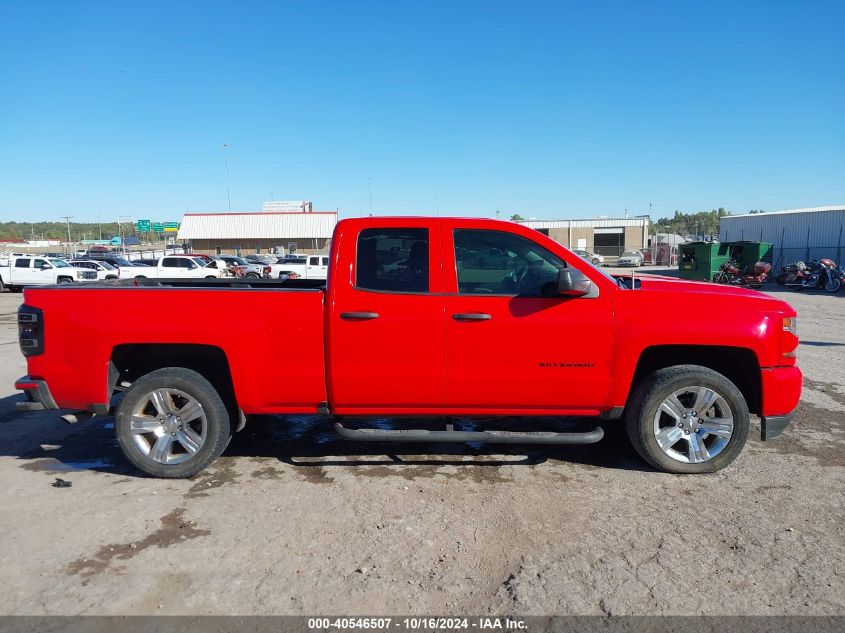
[792,259,841,293]
[712,260,741,284]
[735,261,772,288]
[776,261,810,288]
[713,260,772,288]
[816,259,841,293]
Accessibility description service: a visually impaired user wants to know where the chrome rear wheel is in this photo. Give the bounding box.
[129,388,208,465]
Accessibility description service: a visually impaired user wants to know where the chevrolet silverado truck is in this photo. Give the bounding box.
[1,255,98,290]
[14,217,802,477]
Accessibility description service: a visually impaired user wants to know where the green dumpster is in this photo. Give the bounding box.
[678,242,732,281]
[726,241,773,272]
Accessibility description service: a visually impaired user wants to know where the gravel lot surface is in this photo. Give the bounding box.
[0,277,842,615]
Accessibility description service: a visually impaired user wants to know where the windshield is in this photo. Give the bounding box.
[622,251,640,257]
[49,259,71,267]
[230,257,248,265]
[192,258,207,267]
[100,261,117,270]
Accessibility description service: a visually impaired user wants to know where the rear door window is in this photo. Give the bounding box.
[162,258,178,268]
[14,259,30,268]
[356,228,429,293]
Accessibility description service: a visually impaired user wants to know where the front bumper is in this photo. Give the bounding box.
[14,376,58,411]
[761,413,793,441]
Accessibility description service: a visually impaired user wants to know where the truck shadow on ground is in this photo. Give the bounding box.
[226,414,649,474]
[0,393,648,477]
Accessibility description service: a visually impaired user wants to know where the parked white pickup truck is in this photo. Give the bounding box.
[268,254,330,280]
[0,255,98,291]
[128,255,226,280]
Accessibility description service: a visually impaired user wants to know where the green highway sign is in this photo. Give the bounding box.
[152,222,164,232]
[163,221,180,232]
[135,219,151,232]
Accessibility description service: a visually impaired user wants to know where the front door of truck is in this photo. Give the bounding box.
[328,221,446,411]
[443,226,615,411]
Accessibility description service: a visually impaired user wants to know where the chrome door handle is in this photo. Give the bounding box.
[452,313,492,321]
[340,312,380,320]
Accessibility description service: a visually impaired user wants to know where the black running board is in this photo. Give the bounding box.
[333,422,604,445]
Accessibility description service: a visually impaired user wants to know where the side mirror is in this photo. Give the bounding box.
[557,269,592,297]
[40,263,52,270]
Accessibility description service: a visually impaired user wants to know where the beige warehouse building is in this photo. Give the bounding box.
[518,217,650,257]
[177,211,337,256]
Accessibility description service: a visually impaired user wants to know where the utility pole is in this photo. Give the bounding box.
[222,143,232,212]
[117,216,133,256]
[61,215,73,254]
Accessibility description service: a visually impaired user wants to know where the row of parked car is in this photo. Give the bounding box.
[573,249,649,267]
[0,250,330,291]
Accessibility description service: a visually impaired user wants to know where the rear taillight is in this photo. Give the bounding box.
[781,316,798,364]
[18,305,44,357]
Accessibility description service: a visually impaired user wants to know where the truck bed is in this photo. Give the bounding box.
[21,283,329,413]
[127,278,327,290]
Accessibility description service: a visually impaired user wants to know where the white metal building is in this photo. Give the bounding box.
[719,206,845,266]
[518,217,650,257]
[177,211,337,255]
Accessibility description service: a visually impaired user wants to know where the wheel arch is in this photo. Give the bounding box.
[627,345,761,415]
[110,343,239,415]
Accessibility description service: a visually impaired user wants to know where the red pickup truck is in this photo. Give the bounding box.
[15,217,801,477]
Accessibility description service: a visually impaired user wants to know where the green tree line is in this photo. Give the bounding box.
[654,208,731,237]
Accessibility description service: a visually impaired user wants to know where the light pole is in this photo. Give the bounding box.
[117,216,133,256]
[368,177,372,215]
[61,215,73,255]
[222,143,232,212]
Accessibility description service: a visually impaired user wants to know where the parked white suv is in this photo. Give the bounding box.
[0,256,98,291]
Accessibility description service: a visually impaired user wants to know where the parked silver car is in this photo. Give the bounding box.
[618,250,645,267]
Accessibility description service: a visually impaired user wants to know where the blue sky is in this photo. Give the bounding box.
[1,0,843,223]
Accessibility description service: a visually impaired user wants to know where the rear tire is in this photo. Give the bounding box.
[246,272,259,279]
[625,365,749,474]
[116,368,232,478]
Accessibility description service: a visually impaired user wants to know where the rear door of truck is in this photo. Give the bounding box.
[326,219,446,412]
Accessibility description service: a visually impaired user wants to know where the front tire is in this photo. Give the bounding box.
[824,277,841,293]
[592,258,600,265]
[625,365,749,474]
[116,368,232,478]
[57,277,74,285]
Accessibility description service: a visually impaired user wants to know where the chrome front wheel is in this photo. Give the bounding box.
[652,386,734,464]
[626,365,749,474]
